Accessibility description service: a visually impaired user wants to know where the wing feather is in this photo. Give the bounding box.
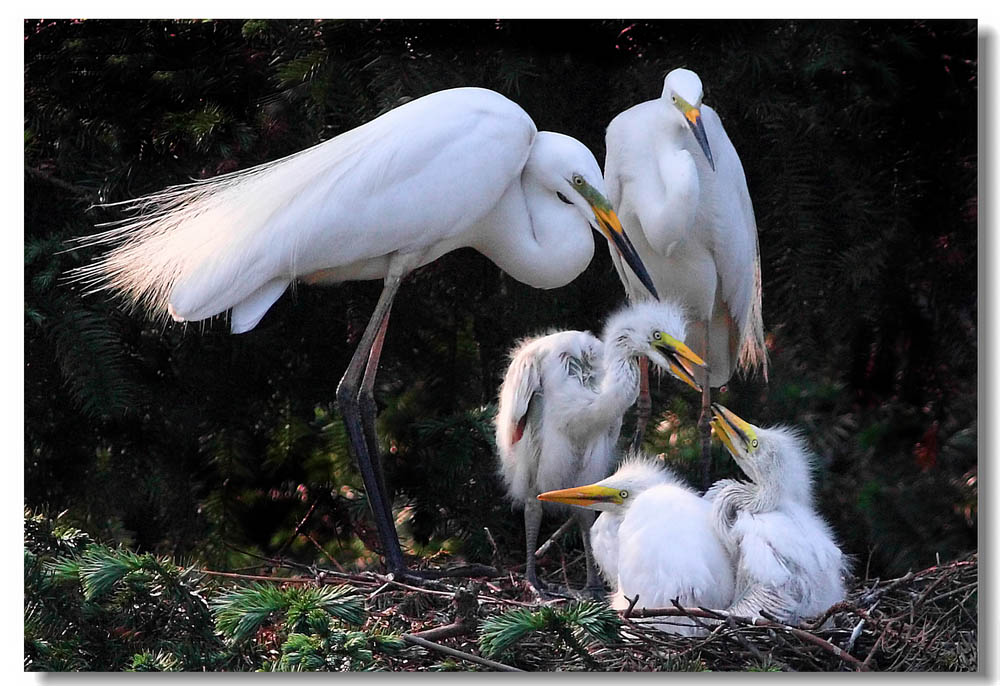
[70,88,535,332]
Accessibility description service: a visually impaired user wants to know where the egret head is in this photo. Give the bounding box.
[710,403,815,505]
[662,68,715,172]
[603,301,707,392]
[537,454,677,513]
[530,132,659,299]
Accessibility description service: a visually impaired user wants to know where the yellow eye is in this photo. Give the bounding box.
[572,174,584,186]
[619,490,629,499]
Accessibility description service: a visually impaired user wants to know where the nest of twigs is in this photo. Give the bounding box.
[280,548,976,672]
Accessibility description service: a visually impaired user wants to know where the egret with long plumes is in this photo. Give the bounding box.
[708,403,849,624]
[538,455,736,634]
[604,68,767,487]
[496,301,705,594]
[70,87,660,578]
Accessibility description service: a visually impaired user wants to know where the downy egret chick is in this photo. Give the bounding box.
[709,403,849,624]
[538,456,736,635]
[496,301,706,594]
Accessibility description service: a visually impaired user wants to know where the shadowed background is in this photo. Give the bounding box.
[25,19,977,581]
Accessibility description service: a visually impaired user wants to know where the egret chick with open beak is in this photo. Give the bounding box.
[495,301,707,597]
[708,403,850,624]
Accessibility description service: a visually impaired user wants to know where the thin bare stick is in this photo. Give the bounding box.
[275,496,323,556]
[409,619,477,642]
[402,634,523,672]
[623,606,870,672]
[534,517,575,558]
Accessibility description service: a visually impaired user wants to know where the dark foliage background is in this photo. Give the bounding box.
[25,19,977,582]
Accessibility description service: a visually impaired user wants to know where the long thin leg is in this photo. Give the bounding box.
[524,499,545,593]
[698,324,713,491]
[629,356,651,453]
[336,256,415,575]
[575,508,603,596]
[358,306,393,538]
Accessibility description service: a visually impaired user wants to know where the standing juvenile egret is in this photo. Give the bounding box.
[69,86,661,579]
[604,68,767,488]
[495,301,705,594]
[709,404,848,624]
[537,455,735,635]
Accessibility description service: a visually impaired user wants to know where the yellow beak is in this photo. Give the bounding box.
[710,403,756,456]
[653,334,707,392]
[591,203,660,301]
[537,484,622,508]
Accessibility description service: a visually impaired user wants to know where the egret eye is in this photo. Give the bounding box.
[750,438,759,449]
[671,94,678,104]
[556,191,573,205]
[653,331,662,340]
[619,490,628,499]
[572,174,584,186]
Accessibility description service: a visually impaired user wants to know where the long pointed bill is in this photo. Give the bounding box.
[653,335,707,392]
[537,484,622,509]
[710,403,756,456]
[592,205,660,300]
[684,107,716,172]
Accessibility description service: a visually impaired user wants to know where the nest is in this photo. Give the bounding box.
[292,549,977,672]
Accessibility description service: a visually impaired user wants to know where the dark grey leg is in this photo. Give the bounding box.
[524,499,545,593]
[336,256,414,575]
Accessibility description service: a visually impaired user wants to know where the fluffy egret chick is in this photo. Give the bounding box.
[538,456,736,635]
[709,404,849,624]
[604,68,767,484]
[495,301,706,593]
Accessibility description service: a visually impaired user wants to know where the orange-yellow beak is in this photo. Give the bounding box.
[537,484,622,509]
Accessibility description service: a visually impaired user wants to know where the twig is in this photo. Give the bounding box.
[623,606,870,672]
[409,619,477,642]
[402,634,522,672]
[25,165,95,200]
[275,496,323,557]
[534,517,575,558]
[198,570,316,584]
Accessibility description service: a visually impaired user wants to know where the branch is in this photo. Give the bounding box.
[622,606,871,672]
[402,634,522,672]
[535,516,575,558]
[25,165,95,200]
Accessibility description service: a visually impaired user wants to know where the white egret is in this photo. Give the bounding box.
[604,68,767,487]
[69,87,661,578]
[495,301,706,594]
[537,455,736,635]
[708,403,848,624]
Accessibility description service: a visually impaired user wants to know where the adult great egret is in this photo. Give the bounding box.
[495,301,705,594]
[70,87,660,579]
[537,456,735,635]
[709,404,848,624]
[604,68,767,488]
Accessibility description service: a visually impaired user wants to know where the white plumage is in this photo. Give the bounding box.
[69,86,660,577]
[604,68,767,477]
[604,68,766,384]
[72,87,658,333]
[709,404,849,624]
[496,301,706,593]
[538,456,736,635]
